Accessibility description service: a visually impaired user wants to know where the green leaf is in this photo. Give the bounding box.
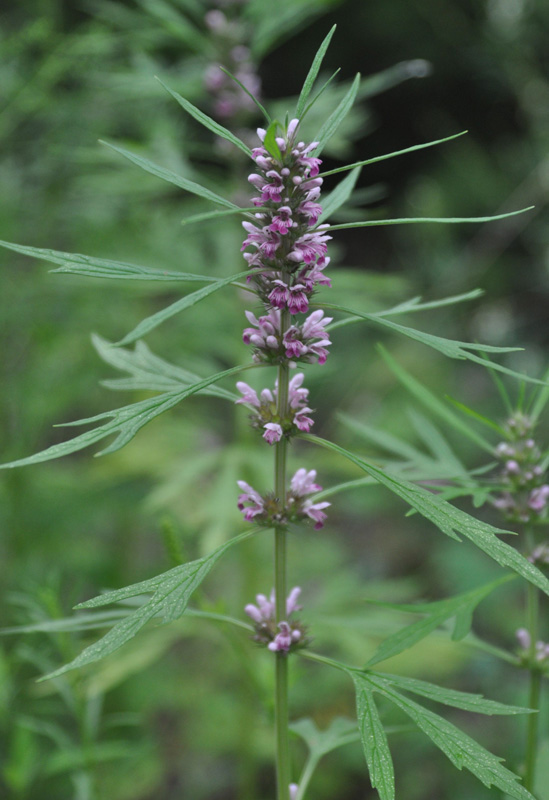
[319,167,362,223]
[156,78,252,157]
[319,131,467,178]
[41,529,258,679]
[359,672,534,800]
[314,73,361,156]
[301,435,549,596]
[219,67,271,122]
[328,206,534,230]
[0,364,253,469]
[379,671,532,716]
[92,335,238,401]
[445,396,506,436]
[302,68,341,120]
[100,140,237,209]
[295,24,337,119]
[320,301,548,386]
[116,269,251,346]
[407,408,467,475]
[378,346,494,453]
[352,680,395,800]
[181,207,256,226]
[290,717,359,759]
[0,238,219,283]
[365,574,514,667]
[263,120,282,161]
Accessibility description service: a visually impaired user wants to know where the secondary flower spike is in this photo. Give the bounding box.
[236,469,330,529]
[245,587,306,653]
[235,372,315,444]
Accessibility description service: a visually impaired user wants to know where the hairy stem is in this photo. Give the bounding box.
[274,306,291,800]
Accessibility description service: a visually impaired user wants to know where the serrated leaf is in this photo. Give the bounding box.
[379,672,532,716]
[295,24,337,119]
[116,269,251,346]
[40,528,257,680]
[360,672,534,800]
[314,73,361,156]
[365,574,514,667]
[156,78,252,156]
[328,206,534,230]
[0,238,218,282]
[319,167,362,223]
[378,347,494,453]
[302,435,549,596]
[0,364,252,469]
[93,335,238,401]
[353,681,395,800]
[320,131,467,178]
[100,140,237,209]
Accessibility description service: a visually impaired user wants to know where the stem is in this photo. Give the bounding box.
[524,578,541,793]
[274,307,291,800]
[524,526,541,794]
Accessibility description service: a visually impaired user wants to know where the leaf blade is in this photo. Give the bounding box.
[314,73,361,156]
[295,24,337,119]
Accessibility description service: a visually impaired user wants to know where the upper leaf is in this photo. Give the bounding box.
[295,25,337,119]
[314,74,361,156]
[156,78,252,157]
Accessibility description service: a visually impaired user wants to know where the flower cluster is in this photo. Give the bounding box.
[492,413,549,523]
[241,119,332,365]
[236,372,314,444]
[516,628,549,670]
[237,468,330,530]
[245,587,307,653]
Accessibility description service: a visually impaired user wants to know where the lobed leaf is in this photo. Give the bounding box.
[116,269,251,346]
[352,681,395,800]
[295,24,337,119]
[100,140,237,209]
[365,574,514,667]
[314,73,361,156]
[0,238,218,283]
[156,78,252,157]
[0,364,252,469]
[321,301,548,387]
[41,529,258,679]
[302,435,549,596]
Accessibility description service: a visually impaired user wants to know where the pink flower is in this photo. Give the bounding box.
[302,499,331,530]
[235,382,260,407]
[263,422,283,444]
[290,468,322,497]
[237,480,265,521]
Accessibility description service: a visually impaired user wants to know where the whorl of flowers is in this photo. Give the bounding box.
[492,412,549,523]
[237,469,330,530]
[245,587,307,653]
[236,372,314,445]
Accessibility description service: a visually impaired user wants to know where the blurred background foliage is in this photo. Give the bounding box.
[0,0,548,798]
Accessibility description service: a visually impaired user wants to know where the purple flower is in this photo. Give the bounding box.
[237,480,265,521]
[302,498,331,530]
[263,422,283,444]
[268,621,301,652]
[528,485,549,512]
[290,468,322,497]
[245,587,302,624]
[293,407,314,432]
[235,382,260,407]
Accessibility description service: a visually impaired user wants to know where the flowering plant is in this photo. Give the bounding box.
[1,26,547,800]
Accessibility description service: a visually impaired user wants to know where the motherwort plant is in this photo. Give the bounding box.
[1,27,548,800]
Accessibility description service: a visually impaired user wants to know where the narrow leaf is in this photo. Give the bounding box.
[0,364,252,469]
[181,207,256,226]
[378,346,494,453]
[42,529,257,679]
[320,131,468,178]
[0,239,218,283]
[446,396,506,435]
[156,78,252,156]
[116,269,251,346]
[219,67,270,122]
[365,575,514,667]
[295,24,337,119]
[302,435,549,597]
[263,120,282,161]
[328,206,535,230]
[363,674,534,800]
[319,167,362,223]
[100,140,237,209]
[353,680,395,800]
[314,73,361,156]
